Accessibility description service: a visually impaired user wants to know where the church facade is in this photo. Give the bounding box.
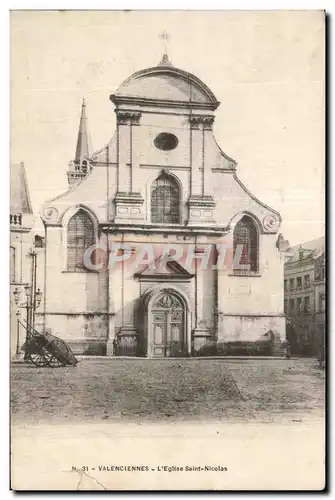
[39,55,286,357]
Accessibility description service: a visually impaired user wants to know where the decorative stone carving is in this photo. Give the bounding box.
[189,115,202,130]
[263,214,280,232]
[203,116,215,131]
[276,233,290,252]
[189,115,215,130]
[116,111,141,126]
[41,207,59,223]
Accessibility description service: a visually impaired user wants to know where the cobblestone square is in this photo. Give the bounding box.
[11,358,325,425]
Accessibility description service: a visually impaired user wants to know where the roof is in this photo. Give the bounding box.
[10,162,33,214]
[286,236,325,263]
[110,60,219,110]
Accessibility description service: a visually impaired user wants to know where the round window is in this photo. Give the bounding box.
[154,133,178,151]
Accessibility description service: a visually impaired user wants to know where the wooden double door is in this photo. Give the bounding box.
[151,292,185,357]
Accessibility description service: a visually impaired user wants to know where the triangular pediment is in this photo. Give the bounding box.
[135,256,194,281]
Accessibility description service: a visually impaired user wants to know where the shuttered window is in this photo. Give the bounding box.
[67,210,95,271]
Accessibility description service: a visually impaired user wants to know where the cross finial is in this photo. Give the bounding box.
[159,31,170,52]
[158,31,172,66]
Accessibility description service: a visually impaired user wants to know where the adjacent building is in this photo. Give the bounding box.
[10,162,35,356]
[284,236,325,355]
[38,53,288,357]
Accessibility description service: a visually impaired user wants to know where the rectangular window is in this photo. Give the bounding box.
[304,275,310,288]
[319,293,325,312]
[296,277,302,290]
[304,296,310,313]
[284,299,288,314]
[10,246,15,283]
[289,278,294,290]
[284,280,287,291]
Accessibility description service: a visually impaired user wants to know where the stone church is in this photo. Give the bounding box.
[39,53,286,357]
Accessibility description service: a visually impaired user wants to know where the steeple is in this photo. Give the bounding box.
[75,99,91,164]
[67,99,93,186]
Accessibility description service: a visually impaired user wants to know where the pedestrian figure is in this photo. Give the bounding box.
[113,336,119,356]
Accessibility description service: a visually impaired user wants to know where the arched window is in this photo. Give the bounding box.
[151,174,180,224]
[233,215,258,274]
[67,210,95,271]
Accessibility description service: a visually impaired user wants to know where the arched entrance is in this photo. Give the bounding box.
[147,290,187,357]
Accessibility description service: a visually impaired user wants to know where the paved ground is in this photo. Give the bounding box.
[11,357,325,425]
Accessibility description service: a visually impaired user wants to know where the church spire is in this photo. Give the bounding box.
[67,99,93,186]
[75,98,92,165]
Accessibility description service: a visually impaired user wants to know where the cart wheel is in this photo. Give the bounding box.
[29,349,51,367]
[48,338,73,366]
[48,356,65,368]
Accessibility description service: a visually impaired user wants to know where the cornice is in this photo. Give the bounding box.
[111,95,219,111]
[188,195,216,208]
[100,223,227,236]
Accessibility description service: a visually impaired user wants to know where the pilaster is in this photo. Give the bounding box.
[188,114,216,225]
[192,245,213,352]
[114,110,145,223]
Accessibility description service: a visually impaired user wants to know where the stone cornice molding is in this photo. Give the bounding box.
[188,195,216,208]
[111,95,219,111]
[114,192,144,205]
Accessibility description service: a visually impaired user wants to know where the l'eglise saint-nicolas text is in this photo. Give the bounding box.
[157,466,228,472]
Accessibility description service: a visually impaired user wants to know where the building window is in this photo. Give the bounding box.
[297,297,302,314]
[284,299,288,314]
[299,250,304,260]
[284,279,287,291]
[154,133,179,151]
[304,275,310,289]
[34,235,44,248]
[67,210,95,271]
[233,216,258,275]
[319,293,325,312]
[321,266,325,280]
[289,278,295,290]
[296,277,302,290]
[151,174,180,224]
[304,296,310,313]
[10,246,15,283]
[289,299,294,315]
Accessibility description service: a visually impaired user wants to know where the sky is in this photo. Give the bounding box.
[10,10,325,245]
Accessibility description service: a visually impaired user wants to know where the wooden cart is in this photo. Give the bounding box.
[22,325,78,368]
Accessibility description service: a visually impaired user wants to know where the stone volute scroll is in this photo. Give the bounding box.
[262,214,280,233]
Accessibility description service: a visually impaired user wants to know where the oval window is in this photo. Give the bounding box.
[154,133,178,151]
